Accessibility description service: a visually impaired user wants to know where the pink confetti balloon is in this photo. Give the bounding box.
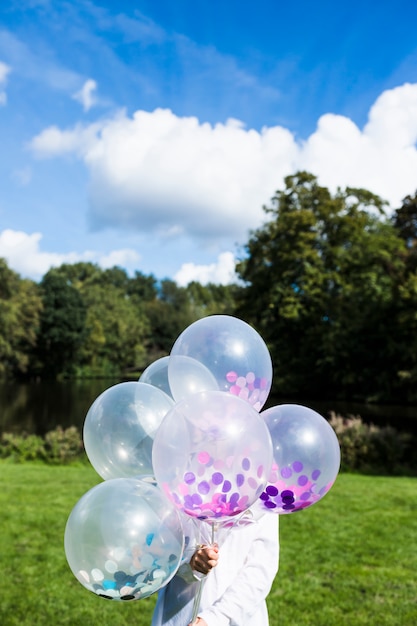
[168,315,273,410]
[152,390,273,523]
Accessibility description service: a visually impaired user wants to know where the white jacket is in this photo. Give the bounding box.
[151,511,279,626]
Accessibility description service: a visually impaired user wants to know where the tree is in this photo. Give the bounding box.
[185,281,241,318]
[0,259,42,377]
[392,190,417,248]
[236,172,410,401]
[43,263,151,376]
[34,272,87,377]
[127,271,158,302]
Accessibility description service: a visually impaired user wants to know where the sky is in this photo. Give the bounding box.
[1,0,417,286]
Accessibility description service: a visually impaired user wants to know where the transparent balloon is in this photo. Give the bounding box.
[152,390,273,523]
[256,404,340,515]
[83,381,174,480]
[169,315,273,410]
[64,477,184,601]
[139,356,172,398]
[168,355,219,402]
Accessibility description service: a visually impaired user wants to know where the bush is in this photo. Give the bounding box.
[0,426,85,464]
[0,431,46,462]
[1,416,416,474]
[329,412,416,475]
[44,425,85,464]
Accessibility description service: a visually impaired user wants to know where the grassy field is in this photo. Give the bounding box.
[1,462,416,626]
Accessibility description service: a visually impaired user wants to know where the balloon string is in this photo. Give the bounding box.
[190,577,205,625]
[190,522,218,625]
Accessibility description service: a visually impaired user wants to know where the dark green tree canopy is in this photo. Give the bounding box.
[236,172,415,402]
[34,271,87,377]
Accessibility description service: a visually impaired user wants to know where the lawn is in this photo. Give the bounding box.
[1,462,416,625]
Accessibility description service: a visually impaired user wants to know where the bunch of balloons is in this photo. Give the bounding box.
[64,314,340,603]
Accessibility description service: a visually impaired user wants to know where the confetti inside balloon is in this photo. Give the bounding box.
[257,404,340,515]
[152,390,273,523]
[64,477,184,601]
[168,315,273,410]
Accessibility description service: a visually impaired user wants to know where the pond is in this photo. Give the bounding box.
[0,379,416,436]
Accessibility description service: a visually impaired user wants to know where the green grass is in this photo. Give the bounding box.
[1,463,416,626]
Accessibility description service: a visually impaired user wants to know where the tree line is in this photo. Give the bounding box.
[1,171,416,405]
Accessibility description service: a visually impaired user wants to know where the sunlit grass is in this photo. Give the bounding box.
[1,463,416,625]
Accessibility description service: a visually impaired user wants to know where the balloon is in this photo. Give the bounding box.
[257,404,340,515]
[139,356,172,398]
[168,355,219,402]
[64,477,184,601]
[152,390,273,523]
[168,315,273,410]
[83,381,174,480]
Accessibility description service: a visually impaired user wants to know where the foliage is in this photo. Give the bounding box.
[236,172,417,403]
[0,426,85,464]
[33,271,87,377]
[44,426,85,464]
[46,263,151,376]
[1,412,415,476]
[328,412,416,475]
[0,431,46,462]
[0,464,416,625]
[0,259,43,377]
[1,175,417,407]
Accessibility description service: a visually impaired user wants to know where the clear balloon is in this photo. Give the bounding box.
[169,315,273,410]
[257,404,340,515]
[168,355,219,402]
[64,477,184,601]
[152,390,273,523]
[139,356,172,398]
[83,381,174,480]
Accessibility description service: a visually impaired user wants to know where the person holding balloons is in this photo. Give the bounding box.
[68,315,339,625]
[150,510,279,626]
[150,386,280,626]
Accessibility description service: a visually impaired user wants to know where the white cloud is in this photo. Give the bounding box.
[30,108,298,240]
[0,229,140,281]
[99,248,141,270]
[0,60,11,105]
[72,79,98,112]
[298,83,417,206]
[29,120,104,157]
[0,60,10,82]
[12,166,32,186]
[28,82,417,258]
[174,251,238,286]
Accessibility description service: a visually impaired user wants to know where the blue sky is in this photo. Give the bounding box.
[1,0,417,285]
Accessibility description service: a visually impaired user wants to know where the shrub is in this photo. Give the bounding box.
[0,432,46,462]
[44,425,85,464]
[0,426,85,464]
[329,411,416,475]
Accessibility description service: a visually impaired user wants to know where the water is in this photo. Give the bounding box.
[0,379,120,436]
[0,379,416,436]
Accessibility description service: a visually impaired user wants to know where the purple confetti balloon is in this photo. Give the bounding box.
[153,390,273,523]
[256,404,340,515]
